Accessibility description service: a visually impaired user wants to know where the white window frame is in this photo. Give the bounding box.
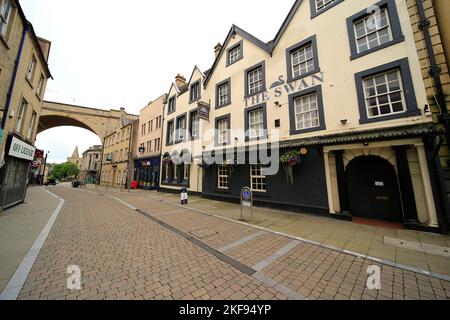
[229,45,241,64]
[217,165,229,190]
[26,55,37,82]
[353,8,393,54]
[250,165,267,193]
[218,82,230,106]
[248,108,264,139]
[191,112,199,139]
[16,98,27,133]
[291,44,314,78]
[363,69,405,119]
[217,118,229,145]
[248,67,263,96]
[27,111,36,140]
[315,0,335,12]
[0,0,12,38]
[177,116,186,141]
[190,82,200,101]
[294,93,320,131]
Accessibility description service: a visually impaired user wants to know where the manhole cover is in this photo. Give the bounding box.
[190,228,218,239]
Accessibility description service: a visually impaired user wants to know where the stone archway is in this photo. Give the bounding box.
[38,101,138,141]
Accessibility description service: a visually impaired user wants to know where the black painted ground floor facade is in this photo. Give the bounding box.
[159,125,447,231]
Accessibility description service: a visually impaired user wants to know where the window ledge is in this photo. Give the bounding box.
[0,34,10,49]
[359,109,421,125]
[350,37,405,61]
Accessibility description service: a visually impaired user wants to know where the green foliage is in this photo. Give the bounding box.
[51,162,80,179]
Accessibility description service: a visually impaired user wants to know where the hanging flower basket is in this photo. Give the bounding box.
[280,149,308,185]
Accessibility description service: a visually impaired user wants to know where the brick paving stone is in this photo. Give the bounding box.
[13,187,450,300]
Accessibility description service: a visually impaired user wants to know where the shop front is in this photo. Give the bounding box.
[0,134,36,210]
[134,157,160,190]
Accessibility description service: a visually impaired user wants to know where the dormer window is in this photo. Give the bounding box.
[168,96,176,114]
[189,81,200,103]
[227,40,243,66]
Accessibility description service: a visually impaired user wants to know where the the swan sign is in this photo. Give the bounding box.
[244,72,324,108]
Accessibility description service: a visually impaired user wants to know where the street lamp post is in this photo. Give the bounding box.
[41,151,49,186]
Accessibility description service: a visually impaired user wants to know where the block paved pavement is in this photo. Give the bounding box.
[7,186,450,300]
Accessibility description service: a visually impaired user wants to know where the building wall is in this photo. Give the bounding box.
[134,94,165,160]
[161,69,205,194]
[407,0,450,166]
[203,0,431,155]
[0,0,50,160]
[0,0,23,119]
[100,123,132,188]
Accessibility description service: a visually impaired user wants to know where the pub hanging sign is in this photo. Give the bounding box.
[197,101,210,122]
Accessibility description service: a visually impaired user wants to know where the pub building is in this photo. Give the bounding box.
[160,0,446,231]
[160,67,207,196]
[0,134,36,210]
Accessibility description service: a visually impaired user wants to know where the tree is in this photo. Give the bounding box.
[51,162,80,179]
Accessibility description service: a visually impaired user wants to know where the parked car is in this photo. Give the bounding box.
[44,179,57,186]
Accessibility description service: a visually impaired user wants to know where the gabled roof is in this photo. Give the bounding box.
[187,65,205,85]
[204,0,306,86]
[272,0,304,49]
[204,24,271,86]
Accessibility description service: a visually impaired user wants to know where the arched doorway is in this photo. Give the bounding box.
[345,156,403,222]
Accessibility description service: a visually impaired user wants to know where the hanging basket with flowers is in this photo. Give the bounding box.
[280,148,308,185]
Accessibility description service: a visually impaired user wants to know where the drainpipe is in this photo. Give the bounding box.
[0,24,29,166]
[127,122,133,192]
[416,0,450,230]
[416,0,450,145]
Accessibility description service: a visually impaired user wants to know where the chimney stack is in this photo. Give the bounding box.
[214,43,223,58]
[175,74,187,88]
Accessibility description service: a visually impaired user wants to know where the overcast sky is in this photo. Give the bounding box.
[22,0,292,163]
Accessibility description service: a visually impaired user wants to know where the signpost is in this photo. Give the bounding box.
[240,187,253,221]
[181,188,188,205]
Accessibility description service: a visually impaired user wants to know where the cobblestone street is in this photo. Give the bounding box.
[0,186,447,300]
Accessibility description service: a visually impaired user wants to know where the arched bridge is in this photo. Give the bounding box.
[38,101,139,141]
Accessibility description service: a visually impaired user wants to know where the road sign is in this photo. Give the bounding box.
[181,188,188,205]
[240,187,253,221]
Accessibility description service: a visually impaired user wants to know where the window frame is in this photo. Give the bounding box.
[175,113,187,143]
[0,0,12,41]
[215,78,231,109]
[346,0,404,60]
[215,114,231,147]
[189,109,200,141]
[26,55,37,84]
[244,61,266,99]
[226,40,243,67]
[355,58,420,124]
[189,80,201,104]
[310,0,344,19]
[286,35,320,83]
[27,110,36,140]
[244,103,268,142]
[166,120,175,146]
[288,85,326,135]
[16,97,27,134]
[217,165,230,190]
[167,96,176,115]
[250,164,267,193]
